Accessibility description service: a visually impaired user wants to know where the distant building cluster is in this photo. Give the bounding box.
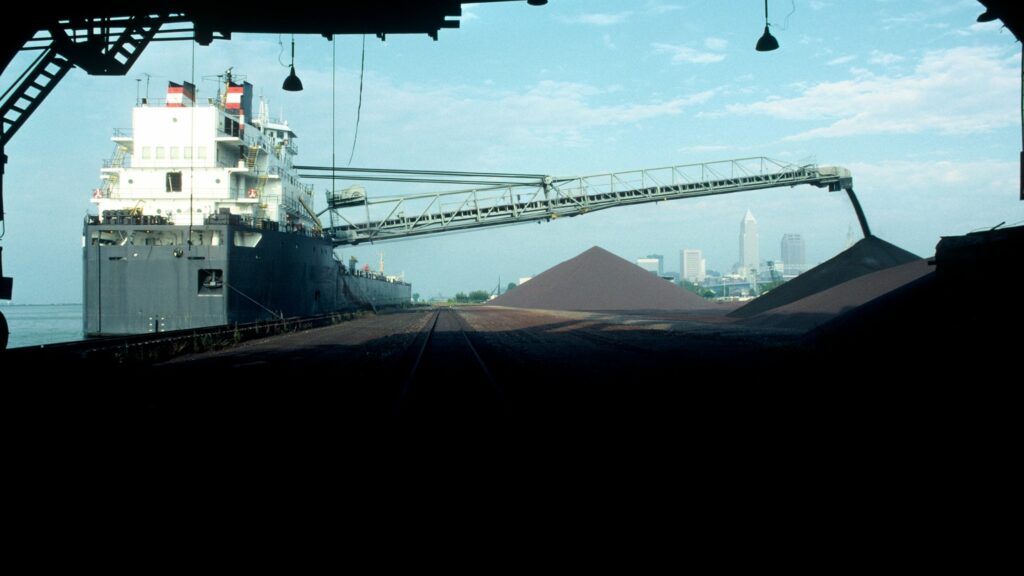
[630,209,811,300]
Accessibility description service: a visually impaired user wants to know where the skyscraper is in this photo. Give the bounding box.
[781,233,806,275]
[646,254,664,276]
[739,209,759,275]
[636,257,660,275]
[681,249,706,283]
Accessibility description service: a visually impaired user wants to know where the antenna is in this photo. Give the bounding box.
[138,73,153,103]
[201,73,226,102]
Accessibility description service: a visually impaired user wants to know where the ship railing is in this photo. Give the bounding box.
[112,128,132,138]
[349,268,402,283]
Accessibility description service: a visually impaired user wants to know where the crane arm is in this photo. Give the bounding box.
[314,157,853,246]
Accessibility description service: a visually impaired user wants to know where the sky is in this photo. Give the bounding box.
[1,0,1022,302]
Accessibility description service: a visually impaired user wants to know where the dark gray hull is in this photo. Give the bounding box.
[83,222,410,336]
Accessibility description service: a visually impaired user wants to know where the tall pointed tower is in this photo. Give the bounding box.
[740,209,759,275]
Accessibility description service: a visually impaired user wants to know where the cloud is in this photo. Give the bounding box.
[703,37,728,51]
[846,159,1021,248]
[459,5,480,22]
[568,12,632,26]
[359,79,716,167]
[827,55,856,66]
[725,46,1018,140]
[645,1,682,15]
[652,43,726,64]
[868,50,903,66]
[850,159,1019,194]
[678,144,732,154]
[954,20,1004,36]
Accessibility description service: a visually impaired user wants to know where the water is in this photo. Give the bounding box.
[1,304,83,348]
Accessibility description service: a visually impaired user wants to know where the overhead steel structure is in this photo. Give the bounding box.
[310,157,862,246]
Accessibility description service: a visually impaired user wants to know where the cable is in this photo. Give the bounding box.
[332,34,336,196]
[348,34,366,166]
[296,165,545,179]
[226,281,284,319]
[188,38,195,250]
[779,0,796,31]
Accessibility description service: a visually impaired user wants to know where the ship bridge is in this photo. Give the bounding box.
[89,74,317,232]
[304,157,862,246]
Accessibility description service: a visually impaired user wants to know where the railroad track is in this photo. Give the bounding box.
[396,308,505,425]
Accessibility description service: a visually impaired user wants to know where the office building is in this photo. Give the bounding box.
[681,249,706,283]
[636,258,660,275]
[781,233,806,276]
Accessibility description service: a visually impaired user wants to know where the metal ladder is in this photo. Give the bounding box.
[0,48,73,146]
[1,15,162,146]
[246,145,260,169]
[99,144,128,197]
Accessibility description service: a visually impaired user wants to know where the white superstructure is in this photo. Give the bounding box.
[91,72,318,233]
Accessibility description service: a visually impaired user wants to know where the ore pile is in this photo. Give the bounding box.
[729,236,920,319]
[491,246,715,311]
[742,259,933,331]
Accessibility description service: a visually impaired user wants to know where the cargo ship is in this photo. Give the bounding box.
[83,72,410,335]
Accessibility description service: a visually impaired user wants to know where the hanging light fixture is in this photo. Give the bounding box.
[282,35,304,92]
[756,0,779,52]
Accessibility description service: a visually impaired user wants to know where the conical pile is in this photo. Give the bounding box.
[491,246,715,312]
[729,236,920,319]
[742,259,933,331]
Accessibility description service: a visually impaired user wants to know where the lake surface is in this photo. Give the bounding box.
[1,304,83,348]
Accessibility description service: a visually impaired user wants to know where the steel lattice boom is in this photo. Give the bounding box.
[312,157,854,246]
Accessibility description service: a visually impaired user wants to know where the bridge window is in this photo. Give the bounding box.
[183,146,192,159]
[141,146,152,159]
[169,147,179,160]
[155,146,165,160]
[166,171,182,192]
[197,146,207,160]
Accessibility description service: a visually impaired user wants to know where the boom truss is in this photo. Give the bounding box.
[308,157,855,246]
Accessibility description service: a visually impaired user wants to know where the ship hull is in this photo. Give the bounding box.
[83,222,410,336]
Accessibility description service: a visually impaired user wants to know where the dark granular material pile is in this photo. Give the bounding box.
[729,236,920,319]
[742,259,933,331]
[491,246,716,311]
